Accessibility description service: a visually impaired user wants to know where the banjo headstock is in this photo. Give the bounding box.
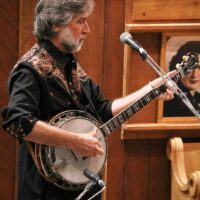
[175,52,199,77]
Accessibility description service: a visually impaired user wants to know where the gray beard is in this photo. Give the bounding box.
[60,26,83,53]
[63,43,75,53]
[62,42,82,53]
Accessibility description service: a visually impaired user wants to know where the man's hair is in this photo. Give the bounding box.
[33,0,94,40]
[169,41,200,71]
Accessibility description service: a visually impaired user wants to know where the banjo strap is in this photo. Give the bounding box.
[66,83,103,124]
[81,85,103,124]
[25,142,38,166]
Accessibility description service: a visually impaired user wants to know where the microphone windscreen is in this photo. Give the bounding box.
[120,32,132,43]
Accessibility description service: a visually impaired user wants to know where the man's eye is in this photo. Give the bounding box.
[78,19,84,23]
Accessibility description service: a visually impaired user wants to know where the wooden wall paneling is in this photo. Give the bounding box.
[0,1,19,46]
[0,0,19,200]
[148,139,170,200]
[0,71,9,103]
[77,1,105,86]
[125,140,170,200]
[103,0,126,200]
[125,140,150,200]
[131,0,200,21]
[19,0,36,56]
[125,0,200,32]
[0,134,16,200]
[125,0,200,23]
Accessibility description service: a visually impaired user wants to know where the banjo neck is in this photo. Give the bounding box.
[100,72,182,136]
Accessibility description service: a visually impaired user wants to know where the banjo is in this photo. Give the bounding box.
[30,53,198,190]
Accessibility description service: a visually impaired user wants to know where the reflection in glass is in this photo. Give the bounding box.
[163,40,200,117]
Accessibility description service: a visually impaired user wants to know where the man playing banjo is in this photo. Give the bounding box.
[1,0,174,199]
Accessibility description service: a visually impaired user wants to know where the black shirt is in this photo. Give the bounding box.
[1,40,112,200]
[163,81,200,117]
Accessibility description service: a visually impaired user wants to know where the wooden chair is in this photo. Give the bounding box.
[167,137,200,200]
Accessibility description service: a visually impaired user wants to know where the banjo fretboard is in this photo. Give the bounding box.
[100,71,182,136]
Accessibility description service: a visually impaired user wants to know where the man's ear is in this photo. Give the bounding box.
[52,24,60,33]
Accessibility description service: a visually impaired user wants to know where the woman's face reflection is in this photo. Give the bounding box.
[182,54,200,96]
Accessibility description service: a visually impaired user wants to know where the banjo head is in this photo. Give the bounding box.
[35,110,108,190]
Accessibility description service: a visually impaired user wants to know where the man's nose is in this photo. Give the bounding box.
[83,21,90,33]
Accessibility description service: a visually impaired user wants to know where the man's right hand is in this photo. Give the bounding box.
[68,128,104,157]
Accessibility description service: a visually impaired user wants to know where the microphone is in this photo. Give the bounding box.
[83,169,105,187]
[120,32,148,59]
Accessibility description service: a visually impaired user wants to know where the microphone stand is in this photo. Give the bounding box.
[75,181,95,200]
[75,169,106,200]
[137,47,200,119]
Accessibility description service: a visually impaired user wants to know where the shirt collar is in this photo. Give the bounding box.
[38,39,76,69]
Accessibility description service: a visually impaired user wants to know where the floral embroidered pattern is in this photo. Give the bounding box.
[13,43,89,100]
